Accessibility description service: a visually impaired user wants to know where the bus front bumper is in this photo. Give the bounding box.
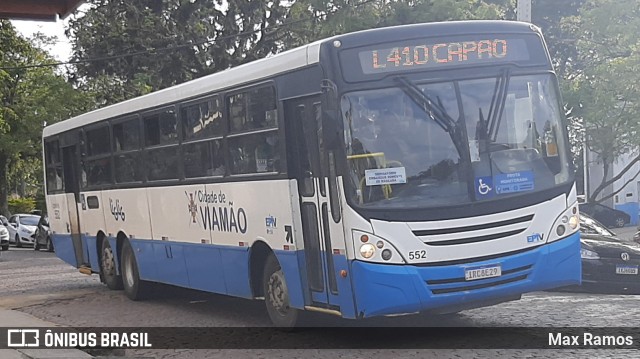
[349,231,581,318]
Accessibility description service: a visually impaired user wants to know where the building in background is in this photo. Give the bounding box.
[0,0,84,21]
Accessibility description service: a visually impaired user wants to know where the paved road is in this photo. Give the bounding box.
[1,246,639,358]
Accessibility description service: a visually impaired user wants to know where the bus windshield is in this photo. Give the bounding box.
[342,73,571,208]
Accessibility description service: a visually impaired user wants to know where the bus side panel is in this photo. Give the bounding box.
[219,246,252,298]
[83,233,100,272]
[276,250,305,309]
[78,190,107,273]
[129,239,158,282]
[47,193,77,267]
[182,243,226,293]
[152,241,190,287]
[102,188,154,276]
[102,187,154,242]
[331,253,357,318]
[52,234,77,267]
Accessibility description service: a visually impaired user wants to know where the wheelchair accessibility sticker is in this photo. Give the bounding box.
[475,176,494,198]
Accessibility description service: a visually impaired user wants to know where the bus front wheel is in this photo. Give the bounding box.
[101,239,123,290]
[121,240,152,301]
[263,253,299,328]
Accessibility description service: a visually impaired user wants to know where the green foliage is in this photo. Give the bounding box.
[285,0,506,48]
[0,20,94,215]
[68,0,511,105]
[68,0,292,105]
[8,197,36,214]
[561,0,640,201]
[34,190,46,214]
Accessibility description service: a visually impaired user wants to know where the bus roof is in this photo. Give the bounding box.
[43,20,537,138]
[43,40,323,137]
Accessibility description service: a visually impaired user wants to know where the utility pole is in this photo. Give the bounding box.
[584,139,590,201]
[517,0,532,22]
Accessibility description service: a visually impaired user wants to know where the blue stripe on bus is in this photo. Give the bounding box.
[275,251,305,309]
[52,234,308,306]
[51,234,77,268]
[84,235,100,273]
[330,254,357,319]
[349,231,581,318]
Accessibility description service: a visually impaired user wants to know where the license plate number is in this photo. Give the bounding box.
[615,265,638,275]
[465,265,502,281]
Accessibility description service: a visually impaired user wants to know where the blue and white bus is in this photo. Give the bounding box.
[43,21,580,326]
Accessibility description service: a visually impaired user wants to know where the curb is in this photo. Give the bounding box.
[1,309,95,358]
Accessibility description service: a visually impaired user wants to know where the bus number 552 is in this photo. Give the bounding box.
[408,250,427,260]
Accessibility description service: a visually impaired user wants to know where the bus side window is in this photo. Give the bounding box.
[229,132,280,175]
[83,126,112,187]
[228,87,278,133]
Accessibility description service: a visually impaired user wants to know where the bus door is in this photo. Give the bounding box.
[285,96,341,308]
[60,135,86,268]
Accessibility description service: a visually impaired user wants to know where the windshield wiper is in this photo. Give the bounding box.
[486,69,511,142]
[394,76,456,133]
[394,76,477,200]
[394,76,470,162]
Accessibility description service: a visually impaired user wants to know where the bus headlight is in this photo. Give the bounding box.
[568,215,579,230]
[547,202,580,243]
[360,243,376,259]
[352,230,405,264]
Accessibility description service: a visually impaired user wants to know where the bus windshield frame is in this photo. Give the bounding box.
[340,70,573,212]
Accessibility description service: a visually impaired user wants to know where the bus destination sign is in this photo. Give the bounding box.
[357,38,529,75]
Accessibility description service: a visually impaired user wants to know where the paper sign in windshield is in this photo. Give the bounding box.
[494,171,534,194]
[365,167,407,186]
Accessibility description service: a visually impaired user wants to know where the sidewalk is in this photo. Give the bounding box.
[0,309,93,359]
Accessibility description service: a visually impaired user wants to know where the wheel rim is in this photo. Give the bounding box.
[102,246,116,276]
[616,218,625,227]
[267,269,290,316]
[123,252,135,288]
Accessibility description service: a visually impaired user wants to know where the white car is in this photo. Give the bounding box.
[0,215,9,251]
[0,224,8,251]
[7,214,40,248]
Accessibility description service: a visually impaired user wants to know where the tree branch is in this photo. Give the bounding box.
[597,168,640,203]
[591,153,640,201]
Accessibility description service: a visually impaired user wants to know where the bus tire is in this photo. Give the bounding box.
[121,240,151,301]
[263,253,299,328]
[101,239,123,290]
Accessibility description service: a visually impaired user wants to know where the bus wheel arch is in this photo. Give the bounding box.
[249,240,272,298]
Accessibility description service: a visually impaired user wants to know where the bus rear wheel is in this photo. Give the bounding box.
[263,253,300,328]
[101,239,123,290]
[121,240,152,301]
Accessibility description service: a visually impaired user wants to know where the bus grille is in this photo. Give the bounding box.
[412,214,534,246]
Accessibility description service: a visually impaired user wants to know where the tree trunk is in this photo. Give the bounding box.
[0,153,9,216]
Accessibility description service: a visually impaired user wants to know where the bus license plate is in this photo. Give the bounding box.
[615,265,638,275]
[465,265,502,281]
